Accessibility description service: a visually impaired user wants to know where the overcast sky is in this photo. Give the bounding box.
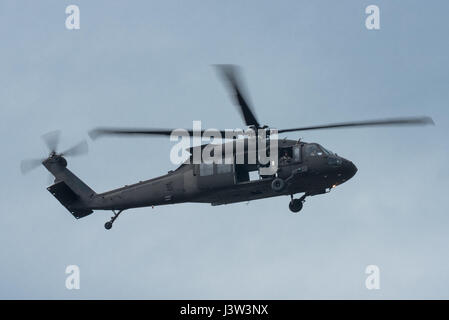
[0,0,448,299]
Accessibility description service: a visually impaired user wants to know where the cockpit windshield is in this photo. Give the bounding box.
[319,145,334,155]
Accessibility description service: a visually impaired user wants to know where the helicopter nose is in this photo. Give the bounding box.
[349,161,357,178]
[342,159,357,181]
[344,160,357,179]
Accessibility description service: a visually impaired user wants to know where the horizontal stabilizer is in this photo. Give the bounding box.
[47,181,93,219]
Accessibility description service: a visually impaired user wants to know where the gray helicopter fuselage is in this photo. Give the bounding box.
[81,139,357,211]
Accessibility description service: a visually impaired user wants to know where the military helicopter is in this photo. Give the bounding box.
[20,65,433,230]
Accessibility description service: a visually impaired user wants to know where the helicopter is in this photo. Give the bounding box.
[20,65,434,230]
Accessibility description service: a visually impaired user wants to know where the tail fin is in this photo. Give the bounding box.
[43,156,95,219]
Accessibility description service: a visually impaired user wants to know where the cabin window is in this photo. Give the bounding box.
[199,163,214,176]
[216,164,233,174]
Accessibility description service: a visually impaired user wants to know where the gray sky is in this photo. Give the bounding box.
[0,0,448,299]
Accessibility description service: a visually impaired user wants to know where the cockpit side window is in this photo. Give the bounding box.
[304,144,323,157]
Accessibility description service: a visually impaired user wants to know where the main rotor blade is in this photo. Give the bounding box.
[90,128,173,139]
[278,116,434,134]
[41,130,61,153]
[215,65,260,127]
[89,128,235,140]
[20,158,45,175]
[61,140,88,157]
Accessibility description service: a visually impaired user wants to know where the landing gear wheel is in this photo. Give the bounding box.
[289,199,303,213]
[271,178,285,192]
[104,209,125,230]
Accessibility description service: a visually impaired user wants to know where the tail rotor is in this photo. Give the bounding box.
[20,131,88,175]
